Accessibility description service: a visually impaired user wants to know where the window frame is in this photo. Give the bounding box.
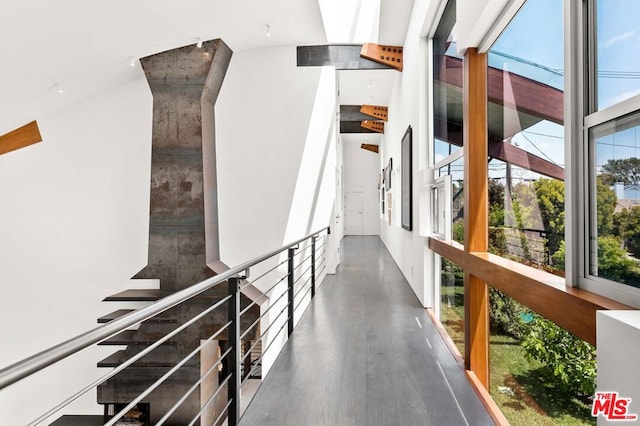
[578,0,640,307]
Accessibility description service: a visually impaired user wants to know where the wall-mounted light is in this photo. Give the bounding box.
[196,37,203,48]
[128,56,136,67]
[54,84,63,94]
[265,24,272,37]
[368,79,373,88]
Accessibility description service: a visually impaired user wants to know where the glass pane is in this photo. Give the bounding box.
[439,156,464,244]
[488,0,565,275]
[433,0,463,164]
[440,257,464,356]
[595,0,640,110]
[590,110,640,287]
[489,290,596,425]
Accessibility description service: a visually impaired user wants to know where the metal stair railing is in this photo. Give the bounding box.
[0,226,330,425]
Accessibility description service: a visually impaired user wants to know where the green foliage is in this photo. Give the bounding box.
[614,206,640,257]
[453,221,464,244]
[522,316,596,398]
[534,178,565,257]
[597,235,636,281]
[601,157,640,185]
[489,288,529,339]
[596,176,617,236]
[553,237,635,281]
[552,240,566,271]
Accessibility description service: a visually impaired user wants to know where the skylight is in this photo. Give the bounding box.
[318,0,380,43]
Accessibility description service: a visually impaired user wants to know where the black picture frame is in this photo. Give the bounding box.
[384,158,392,191]
[401,126,412,231]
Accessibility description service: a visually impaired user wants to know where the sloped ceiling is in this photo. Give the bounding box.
[1,0,415,138]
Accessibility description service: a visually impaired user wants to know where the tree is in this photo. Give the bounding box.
[596,235,635,281]
[601,157,640,185]
[553,236,635,281]
[596,176,617,236]
[534,178,565,257]
[614,206,640,257]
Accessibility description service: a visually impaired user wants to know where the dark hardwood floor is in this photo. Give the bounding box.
[239,236,494,426]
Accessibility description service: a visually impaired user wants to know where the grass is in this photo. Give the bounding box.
[440,285,596,425]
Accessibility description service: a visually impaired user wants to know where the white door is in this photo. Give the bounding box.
[345,192,364,235]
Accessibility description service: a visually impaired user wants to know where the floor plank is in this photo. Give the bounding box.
[240,236,494,426]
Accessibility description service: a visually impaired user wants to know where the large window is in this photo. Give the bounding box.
[487,0,565,274]
[589,111,640,288]
[433,0,462,164]
[592,0,640,111]
[585,0,640,304]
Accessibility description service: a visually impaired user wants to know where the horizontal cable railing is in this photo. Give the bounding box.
[0,227,330,425]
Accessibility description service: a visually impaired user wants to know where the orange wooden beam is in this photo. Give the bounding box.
[361,120,384,133]
[463,48,490,389]
[360,43,403,71]
[0,121,42,156]
[360,105,388,121]
[360,144,379,154]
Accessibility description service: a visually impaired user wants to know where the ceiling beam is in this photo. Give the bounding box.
[361,144,379,154]
[0,121,42,156]
[360,105,388,121]
[297,45,393,70]
[360,43,403,71]
[361,120,384,133]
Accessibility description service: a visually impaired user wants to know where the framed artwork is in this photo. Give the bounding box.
[401,126,412,231]
[384,158,393,191]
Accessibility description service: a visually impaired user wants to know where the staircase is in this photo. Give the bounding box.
[94,285,259,425]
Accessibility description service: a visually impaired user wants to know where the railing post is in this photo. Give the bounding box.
[287,248,295,336]
[227,277,241,425]
[311,236,317,298]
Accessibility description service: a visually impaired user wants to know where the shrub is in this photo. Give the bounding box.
[489,288,529,339]
[522,316,596,398]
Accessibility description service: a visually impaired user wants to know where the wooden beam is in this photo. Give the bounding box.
[360,43,403,71]
[437,55,564,125]
[361,120,384,134]
[428,238,634,346]
[0,121,42,156]
[360,105,388,121]
[488,139,565,181]
[463,48,490,389]
[360,144,379,154]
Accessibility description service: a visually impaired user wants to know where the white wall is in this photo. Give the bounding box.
[378,0,432,307]
[216,45,336,266]
[0,77,153,424]
[343,141,380,235]
[215,45,337,374]
[597,311,640,425]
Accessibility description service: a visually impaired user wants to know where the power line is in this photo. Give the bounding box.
[520,133,558,164]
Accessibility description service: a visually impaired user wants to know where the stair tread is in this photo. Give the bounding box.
[50,415,104,426]
[98,330,176,346]
[103,289,161,302]
[97,349,197,368]
[97,309,176,324]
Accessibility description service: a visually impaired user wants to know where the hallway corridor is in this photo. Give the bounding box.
[240,236,494,426]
